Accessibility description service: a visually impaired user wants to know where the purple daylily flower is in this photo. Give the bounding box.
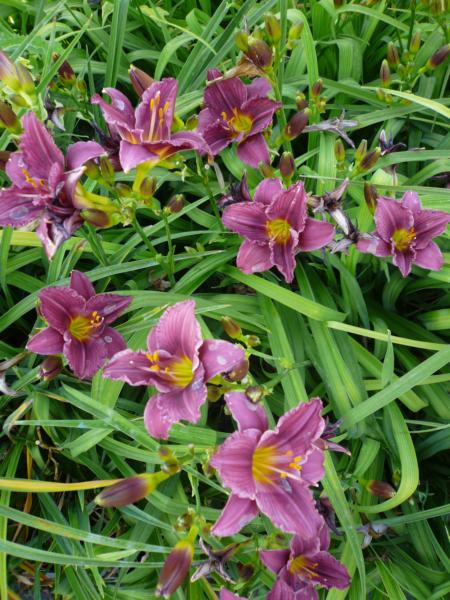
[260,521,350,599]
[92,79,207,173]
[197,69,281,168]
[0,112,105,258]
[103,300,246,440]
[27,270,132,380]
[222,179,335,283]
[220,590,247,600]
[210,393,325,538]
[357,191,450,277]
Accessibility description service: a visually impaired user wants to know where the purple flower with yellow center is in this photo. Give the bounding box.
[197,69,281,168]
[222,179,335,283]
[103,300,246,440]
[260,521,350,599]
[92,79,206,173]
[210,392,325,538]
[0,112,105,258]
[357,191,450,277]
[26,270,132,380]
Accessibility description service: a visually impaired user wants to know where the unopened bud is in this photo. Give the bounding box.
[84,160,101,180]
[364,183,378,214]
[311,79,323,98]
[158,446,180,475]
[139,177,156,198]
[387,42,400,67]
[207,385,223,402]
[115,183,132,197]
[259,163,274,178]
[235,31,249,53]
[409,31,421,54]
[39,356,63,381]
[428,44,450,69]
[129,65,154,96]
[95,472,170,507]
[283,109,310,140]
[185,114,198,130]
[0,151,10,171]
[245,385,265,403]
[430,0,445,15]
[380,60,391,88]
[221,316,242,339]
[295,92,308,110]
[0,101,20,133]
[156,529,197,597]
[166,194,185,214]
[224,357,249,382]
[8,94,29,107]
[0,51,35,94]
[366,480,396,499]
[245,334,260,347]
[334,139,345,163]
[355,139,367,162]
[279,152,295,179]
[53,54,76,86]
[245,39,273,69]
[265,15,281,43]
[359,147,381,171]
[288,21,304,44]
[99,156,114,182]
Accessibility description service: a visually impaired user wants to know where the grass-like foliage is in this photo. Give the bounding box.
[0,0,449,599]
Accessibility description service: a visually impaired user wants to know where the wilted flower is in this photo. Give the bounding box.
[211,393,325,538]
[218,172,252,209]
[103,300,245,439]
[316,496,340,536]
[197,69,281,168]
[92,79,206,172]
[0,112,106,258]
[357,191,450,276]
[156,528,197,597]
[222,179,335,283]
[27,270,132,379]
[358,522,389,549]
[245,39,273,69]
[191,539,240,583]
[95,471,170,507]
[260,520,350,599]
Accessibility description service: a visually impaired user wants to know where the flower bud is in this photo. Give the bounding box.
[207,385,223,402]
[139,177,156,198]
[158,446,180,475]
[0,51,35,94]
[99,156,114,182]
[387,42,400,67]
[9,94,29,107]
[224,357,249,382]
[185,114,198,130]
[129,65,154,96]
[364,182,378,214]
[334,139,345,163]
[430,0,445,15]
[265,15,281,44]
[295,92,308,111]
[53,54,76,86]
[115,183,132,197]
[0,101,20,133]
[428,44,450,69]
[245,385,265,403]
[380,60,391,88]
[259,163,275,178]
[221,316,242,339]
[39,356,63,381]
[245,39,273,69]
[235,31,249,53]
[0,151,10,171]
[84,160,101,180]
[279,151,295,179]
[245,334,260,348]
[355,139,367,162]
[365,480,396,499]
[409,31,421,54]
[288,21,304,44]
[311,79,323,98]
[95,472,170,507]
[156,529,197,597]
[283,109,310,140]
[166,194,185,214]
[359,147,381,171]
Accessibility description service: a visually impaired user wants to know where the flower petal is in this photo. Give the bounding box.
[236,239,272,274]
[298,218,335,251]
[266,575,317,600]
[241,98,281,135]
[300,447,325,486]
[170,130,209,154]
[237,133,269,167]
[200,121,233,155]
[392,248,414,277]
[222,202,268,240]
[38,286,85,333]
[102,327,127,358]
[136,79,177,140]
[224,391,268,433]
[64,337,107,379]
[199,339,245,381]
[103,349,155,385]
[26,327,64,355]
[69,270,95,300]
[211,494,259,537]
[270,233,298,283]
[260,549,290,574]
[267,182,307,232]
[253,178,283,205]
[66,141,105,171]
[357,235,391,257]
[374,197,413,242]
[0,187,43,227]
[91,88,135,132]
[246,78,272,99]
[204,77,247,120]
[119,140,159,173]
[86,293,132,324]
[401,190,422,212]
[414,241,444,271]
[20,112,64,178]
[413,209,450,248]
[210,429,261,498]
[294,551,350,590]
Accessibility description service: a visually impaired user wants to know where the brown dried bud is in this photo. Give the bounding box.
[224,357,249,382]
[39,356,63,381]
[380,60,391,88]
[95,472,170,507]
[279,151,295,179]
[387,42,400,67]
[166,194,185,214]
[245,39,273,69]
[235,31,249,53]
[334,139,345,163]
[221,316,242,339]
[0,150,11,171]
[366,480,396,499]
[364,183,378,214]
[129,65,154,97]
[359,147,381,171]
[428,44,450,69]
[245,385,265,403]
[283,109,310,140]
[265,14,281,43]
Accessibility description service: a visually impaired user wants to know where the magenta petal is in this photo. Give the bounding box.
[253,178,283,205]
[270,233,298,283]
[236,240,272,274]
[210,429,261,498]
[103,349,155,385]
[20,112,64,178]
[298,218,335,251]
[0,187,43,227]
[414,241,444,271]
[169,130,208,154]
[87,293,132,324]
[204,77,247,120]
[220,589,247,600]
[222,202,268,240]
[295,551,350,590]
[300,447,325,486]
[246,78,272,99]
[392,248,414,277]
[374,198,413,242]
[5,153,28,187]
[290,534,321,558]
[260,549,290,574]
[224,391,268,433]
[201,121,233,155]
[119,141,159,173]
[69,270,95,299]
[66,141,105,171]
[64,337,107,379]
[266,576,315,600]
[357,235,391,257]
[199,339,245,381]
[136,79,177,140]
[102,327,127,358]
[267,182,307,232]
[38,287,85,333]
[27,327,64,355]
[255,479,323,537]
[91,88,135,132]
[241,98,281,135]
[237,133,269,168]
[143,376,207,439]
[211,494,259,537]
[401,190,422,212]
[413,209,450,248]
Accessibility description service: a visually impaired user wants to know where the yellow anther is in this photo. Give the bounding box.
[286,450,293,456]
[150,98,155,110]
[221,111,227,121]
[163,101,170,113]
[294,456,302,462]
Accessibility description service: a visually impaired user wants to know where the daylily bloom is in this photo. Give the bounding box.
[92,79,206,173]
[0,112,105,258]
[222,179,335,282]
[210,393,325,538]
[27,270,132,379]
[197,69,281,168]
[357,191,450,277]
[260,521,350,599]
[220,590,247,600]
[103,300,246,439]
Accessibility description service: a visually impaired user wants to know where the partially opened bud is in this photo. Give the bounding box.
[0,51,35,94]
[95,472,170,507]
[265,15,281,43]
[366,480,396,499]
[235,31,249,53]
[156,528,198,598]
[0,101,20,133]
[129,65,154,96]
[410,31,421,54]
[279,151,295,179]
[245,39,273,69]
[39,356,63,381]
[380,60,391,88]
[245,334,260,348]
[428,44,450,69]
[387,42,400,67]
[221,316,242,339]
[158,446,180,475]
[166,194,185,214]
[430,0,446,15]
[283,109,310,140]
[335,139,345,163]
[245,385,265,403]
[116,183,132,197]
[364,183,378,214]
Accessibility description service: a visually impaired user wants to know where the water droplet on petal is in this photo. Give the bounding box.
[11,206,28,220]
[217,356,227,366]
[104,335,113,343]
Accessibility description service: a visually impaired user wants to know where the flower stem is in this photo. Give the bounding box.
[162,212,176,286]
[132,216,158,258]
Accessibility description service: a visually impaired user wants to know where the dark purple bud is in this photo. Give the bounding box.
[95,472,170,507]
[265,14,281,43]
[245,385,265,403]
[364,183,378,214]
[235,31,249,52]
[221,316,242,339]
[335,139,345,163]
[245,334,260,348]
[387,42,400,67]
[283,109,310,140]
[380,60,391,87]
[129,65,154,97]
[245,39,273,69]
[316,495,341,535]
[359,147,381,171]
[156,532,197,597]
[279,151,295,179]
[53,54,76,86]
[295,92,308,110]
[224,357,249,382]
[428,44,450,69]
[166,194,185,214]
[39,356,63,381]
[366,480,396,499]
[237,562,254,581]
[311,79,323,98]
